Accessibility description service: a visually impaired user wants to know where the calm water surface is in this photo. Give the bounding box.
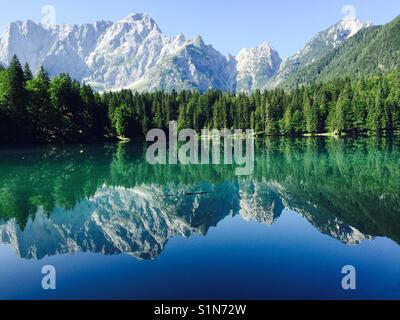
[0,138,399,300]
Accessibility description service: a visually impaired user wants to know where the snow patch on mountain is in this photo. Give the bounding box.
[329,16,371,45]
[130,35,238,92]
[236,42,281,92]
[271,16,372,87]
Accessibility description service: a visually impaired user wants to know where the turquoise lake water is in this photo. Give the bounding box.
[0,138,399,299]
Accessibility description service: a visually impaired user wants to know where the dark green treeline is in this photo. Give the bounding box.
[0,55,399,143]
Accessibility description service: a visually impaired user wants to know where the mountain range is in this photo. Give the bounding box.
[0,13,398,92]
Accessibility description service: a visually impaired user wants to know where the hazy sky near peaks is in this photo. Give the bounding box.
[0,0,399,57]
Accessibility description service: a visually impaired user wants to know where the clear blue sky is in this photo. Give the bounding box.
[0,0,399,57]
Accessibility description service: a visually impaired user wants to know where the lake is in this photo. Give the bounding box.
[0,137,400,300]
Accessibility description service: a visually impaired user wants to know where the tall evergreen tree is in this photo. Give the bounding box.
[6,55,27,140]
[303,89,318,134]
[23,63,33,83]
[25,66,51,140]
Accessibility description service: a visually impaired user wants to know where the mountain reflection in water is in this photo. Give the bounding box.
[0,137,399,260]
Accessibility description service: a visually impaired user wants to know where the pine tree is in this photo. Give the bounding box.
[293,110,303,135]
[213,100,224,130]
[367,84,385,135]
[113,104,133,137]
[282,106,294,136]
[25,66,51,140]
[265,100,279,136]
[6,55,27,140]
[153,101,163,129]
[141,101,149,135]
[303,90,318,134]
[333,83,353,134]
[352,78,368,133]
[49,73,79,140]
[23,63,33,83]
[177,103,188,131]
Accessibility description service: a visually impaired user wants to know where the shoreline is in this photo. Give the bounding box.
[1,132,399,146]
